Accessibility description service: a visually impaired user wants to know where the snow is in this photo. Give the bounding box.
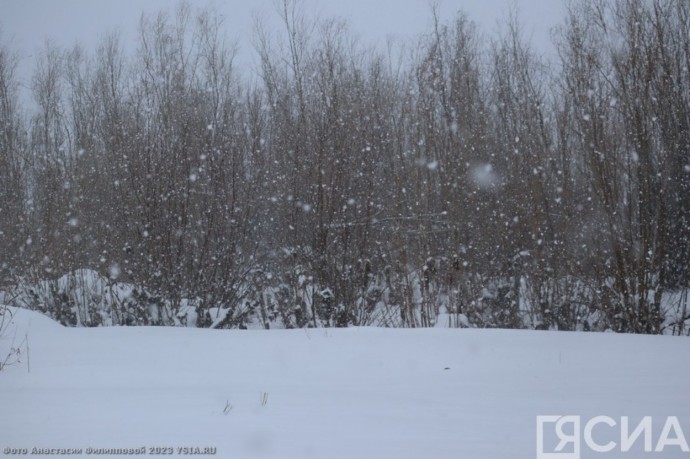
[208,306,230,329]
[1,306,688,458]
[470,162,499,190]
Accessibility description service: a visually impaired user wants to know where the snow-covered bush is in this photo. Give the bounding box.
[7,269,172,327]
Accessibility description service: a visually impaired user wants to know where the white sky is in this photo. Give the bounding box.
[0,0,565,98]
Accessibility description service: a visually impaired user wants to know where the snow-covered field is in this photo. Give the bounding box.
[1,306,688,458]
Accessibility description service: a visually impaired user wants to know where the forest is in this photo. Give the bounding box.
[0,0,689,334]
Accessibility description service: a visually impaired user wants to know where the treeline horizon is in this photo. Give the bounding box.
[1,0,689,334]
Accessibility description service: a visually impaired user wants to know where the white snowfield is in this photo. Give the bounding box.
[0,306,688,459]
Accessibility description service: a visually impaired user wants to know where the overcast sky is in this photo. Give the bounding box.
[0,0,565,98]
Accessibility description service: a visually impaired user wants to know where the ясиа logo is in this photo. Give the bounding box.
[536,415,689,458]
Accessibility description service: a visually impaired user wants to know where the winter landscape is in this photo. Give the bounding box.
[1,0,689,457]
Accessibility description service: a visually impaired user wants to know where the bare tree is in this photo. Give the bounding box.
[0,35,26,283]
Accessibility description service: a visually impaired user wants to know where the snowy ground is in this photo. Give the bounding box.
[0,306,688,459]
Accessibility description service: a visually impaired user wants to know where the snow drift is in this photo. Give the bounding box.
[1,306,688,458]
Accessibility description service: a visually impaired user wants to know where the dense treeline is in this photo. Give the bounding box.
[1,0,689,333]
